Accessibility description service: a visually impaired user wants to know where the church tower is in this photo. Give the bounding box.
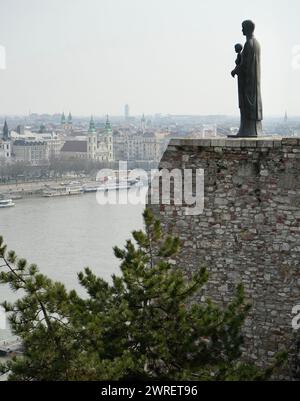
[87,115,97,159]
[89,115,96,132]
[67,112,73,129]
[68,112,72,125]
[61,112,66,126]
[61,112,70,133]
[2,120,9,141]
[104,115,112,135]
[103,115,114,161]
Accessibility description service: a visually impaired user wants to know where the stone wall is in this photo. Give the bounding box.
[149,137,300,379]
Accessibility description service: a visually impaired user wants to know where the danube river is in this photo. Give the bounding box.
[0,192,145,340]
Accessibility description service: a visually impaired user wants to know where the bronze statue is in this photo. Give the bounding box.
[231,20,263,137]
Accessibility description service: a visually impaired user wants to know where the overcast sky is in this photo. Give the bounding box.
[0,0,299,117]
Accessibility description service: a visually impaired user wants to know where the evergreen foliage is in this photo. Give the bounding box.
[0,209,285,381]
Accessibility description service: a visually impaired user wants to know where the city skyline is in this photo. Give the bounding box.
[1,111,300,120]
[0,0,300,116]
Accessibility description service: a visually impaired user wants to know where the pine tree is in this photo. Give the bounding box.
[0,209,285,381]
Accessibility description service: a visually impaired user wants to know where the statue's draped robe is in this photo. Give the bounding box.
[236,37,263,136]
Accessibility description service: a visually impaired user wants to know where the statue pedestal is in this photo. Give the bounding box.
[149,137,299,379]
[228,120,263,138]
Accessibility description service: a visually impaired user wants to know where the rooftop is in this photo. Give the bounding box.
[61,140,87,153]
[13,140,46,146]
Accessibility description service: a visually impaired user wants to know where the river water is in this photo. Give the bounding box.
[0,192,145,340]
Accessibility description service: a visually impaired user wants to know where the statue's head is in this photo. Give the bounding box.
[235,43,243,53]
[242,20,255,36]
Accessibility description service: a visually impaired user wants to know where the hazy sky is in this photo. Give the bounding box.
[0,0,299,116]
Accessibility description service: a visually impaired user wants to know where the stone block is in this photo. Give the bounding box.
[281,138,298,146]
[240,139,258,148]
[192,139,212,147]
[211,138,226,147]
[225,139,242,148]
[169,139,183,147]
[257,140,274,148]
[166,146,178,152]
[273,139,282,148]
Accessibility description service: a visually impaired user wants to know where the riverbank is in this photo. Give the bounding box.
[0,177,93,200]
[0,175,148,201]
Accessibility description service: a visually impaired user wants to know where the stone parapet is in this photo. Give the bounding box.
[149,137,300,379]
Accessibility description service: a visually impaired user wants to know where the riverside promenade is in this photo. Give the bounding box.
[0,177,92,199]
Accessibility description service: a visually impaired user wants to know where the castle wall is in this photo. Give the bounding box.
[149,138,300,378]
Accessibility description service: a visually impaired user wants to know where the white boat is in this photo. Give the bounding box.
[0,199,15,209]
[42,185,83,198]
[83,186,104,193]
[83,178,142,193]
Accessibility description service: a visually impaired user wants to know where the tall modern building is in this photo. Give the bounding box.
[125,104,130,121]
[16,125,25,135]
[141,114,146,132]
